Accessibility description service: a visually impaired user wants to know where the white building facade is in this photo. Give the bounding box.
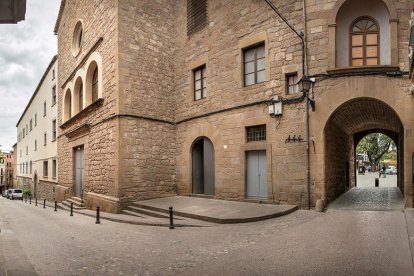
[16,56,58,200]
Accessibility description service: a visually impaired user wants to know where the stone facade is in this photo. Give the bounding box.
[55,0,414,212]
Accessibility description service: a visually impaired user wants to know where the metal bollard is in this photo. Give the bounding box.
[375,177,379,187]
[70,202,73,216]
[169,206,174,229]
[43,199,46,209]
[21,196,23,202]
[30,197,31,204]
[35,198,37,206]
[96,207,100,224]
[54,201,57,212]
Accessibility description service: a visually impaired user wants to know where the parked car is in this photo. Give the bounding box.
[2,189,8,197]
[9,189,23,200]
[386,166,397,175]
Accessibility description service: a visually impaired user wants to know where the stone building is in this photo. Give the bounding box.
[54,0,413,213]
[0,152,4,194]
[16,56,58,200]
[3,151,14,190]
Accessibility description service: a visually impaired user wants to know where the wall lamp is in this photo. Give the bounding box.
[298,75,315,112]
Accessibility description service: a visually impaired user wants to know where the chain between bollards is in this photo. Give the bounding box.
[43,199,46,209]
[95,206,100,224]
[169,206,174,229]
[70,202,73,216]
[54,201,57,212]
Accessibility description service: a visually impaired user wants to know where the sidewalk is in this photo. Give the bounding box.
[404,208,414,265]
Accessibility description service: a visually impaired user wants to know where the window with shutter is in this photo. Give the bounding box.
[187,0,207,35]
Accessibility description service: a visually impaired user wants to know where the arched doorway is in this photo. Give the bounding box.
[324,98,404,204]
[192,137,215,195]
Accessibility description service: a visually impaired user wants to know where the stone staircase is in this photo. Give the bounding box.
[61,197,86,209]
[122,202,182,220]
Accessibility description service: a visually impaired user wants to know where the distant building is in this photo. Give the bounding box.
[16,56,58,200]
[3,151,14,190]
[12,143,17,188]
[0,152,4,194]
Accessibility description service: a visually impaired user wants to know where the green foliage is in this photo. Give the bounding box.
[23,188,31,198]
[356,133,395,170]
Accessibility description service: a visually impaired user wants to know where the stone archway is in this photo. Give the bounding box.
[323,98,404,204]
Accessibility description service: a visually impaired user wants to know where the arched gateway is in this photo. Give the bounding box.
[311,76,413,207]
[192,137,215,195]
[323,98,403,203]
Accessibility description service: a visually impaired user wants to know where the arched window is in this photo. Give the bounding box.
[64,89,72,121]
[78,82,83,112]
[92,67,98,102]
[350,17,379,66]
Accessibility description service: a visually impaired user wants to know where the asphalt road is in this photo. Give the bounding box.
[1,196,413,275]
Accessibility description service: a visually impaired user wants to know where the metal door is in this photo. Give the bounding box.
[246,150,267,199]
[192,138,215,195]
[192,140,204,194]
[74,146,84,198]
[203,138,215,195]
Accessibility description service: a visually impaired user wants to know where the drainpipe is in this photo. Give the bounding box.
[264,0,311,209]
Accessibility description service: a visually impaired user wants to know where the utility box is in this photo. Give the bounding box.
[268,96,282,116]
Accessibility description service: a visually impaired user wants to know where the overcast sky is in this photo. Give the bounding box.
[0,0,60,152]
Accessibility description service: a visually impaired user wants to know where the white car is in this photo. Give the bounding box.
[386,166,397,175]
[9,189,23,200]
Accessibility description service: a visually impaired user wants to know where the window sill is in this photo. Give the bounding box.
[60,98,104,129]
[327,65,400,75]
[243,81,266,88]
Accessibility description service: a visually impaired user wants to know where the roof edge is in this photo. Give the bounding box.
[53,0,65,34]
[16,55,58,127]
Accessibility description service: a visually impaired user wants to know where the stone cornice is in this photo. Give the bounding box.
[59,98,104,130]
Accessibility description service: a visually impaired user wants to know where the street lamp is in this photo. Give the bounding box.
[298,75,312,93]
[298,75,315,112]
[297,74,315,210]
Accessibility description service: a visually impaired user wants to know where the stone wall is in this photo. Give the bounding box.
[57,0,119,212]
[118,117,176,205]
[115,0,177,205]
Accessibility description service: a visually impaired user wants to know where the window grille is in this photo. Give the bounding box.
[246,125,266,142]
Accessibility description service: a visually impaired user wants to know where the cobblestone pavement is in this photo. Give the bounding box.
[1,197,414,275]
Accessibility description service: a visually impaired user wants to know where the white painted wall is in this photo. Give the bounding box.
[16,60,58,184]
[336,0,391,67]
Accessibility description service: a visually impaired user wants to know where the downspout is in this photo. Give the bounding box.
[303,0,311,210]
[264,0,311,209]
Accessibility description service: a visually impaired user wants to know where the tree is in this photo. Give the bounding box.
[356,133,395,171]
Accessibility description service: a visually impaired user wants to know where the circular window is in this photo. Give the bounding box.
[71,20,83,57]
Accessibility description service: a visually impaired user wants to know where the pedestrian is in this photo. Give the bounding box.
[382,166,386,178]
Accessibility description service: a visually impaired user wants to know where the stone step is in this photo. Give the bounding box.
[69,197,84,204]
[121,209,145,218]
[62,198,86,209]
[124,205,171,219]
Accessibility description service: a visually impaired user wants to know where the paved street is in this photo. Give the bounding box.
[1,196,414,275]
[356,171,397,188]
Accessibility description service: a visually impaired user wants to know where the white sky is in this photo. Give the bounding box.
[0,0,61,152]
